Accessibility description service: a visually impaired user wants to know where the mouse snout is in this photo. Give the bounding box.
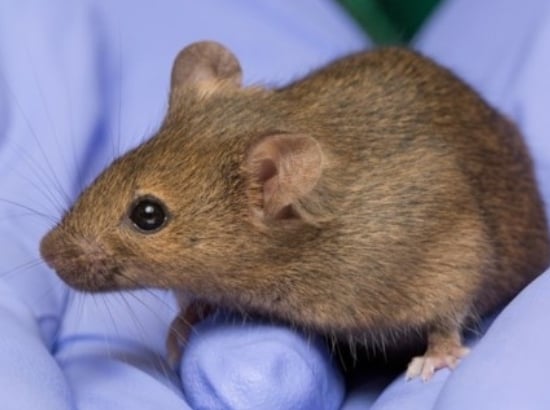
[40,228,64,270]
[40,227,116,291]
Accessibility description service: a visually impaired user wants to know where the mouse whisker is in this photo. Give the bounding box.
[0,79,71,211]
[0,258,47,279]
[114,274,180,317]
[0,197,58,224]
[23,44,73,209]
[89,294,115,361]
[0,211,55,224]
[124,289,178,320]
[117,293,173,378]
[11,164,67,217]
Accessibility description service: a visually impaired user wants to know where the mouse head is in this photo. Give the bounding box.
[40,41,327,298]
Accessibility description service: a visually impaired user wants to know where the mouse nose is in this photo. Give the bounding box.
[40,227,98,269]
[40,228,63,270]
[40,226,88,270]
[40,226,113,291]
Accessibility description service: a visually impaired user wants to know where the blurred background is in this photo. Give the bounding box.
[339,0,441,44]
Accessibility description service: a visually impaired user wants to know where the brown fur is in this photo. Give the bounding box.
[41,42,550,362]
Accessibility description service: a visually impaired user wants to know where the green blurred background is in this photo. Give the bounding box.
[339,0,443,44]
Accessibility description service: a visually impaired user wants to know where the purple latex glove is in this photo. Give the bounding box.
[181,313,343,409]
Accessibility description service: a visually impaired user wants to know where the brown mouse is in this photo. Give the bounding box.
[40,41,550,380]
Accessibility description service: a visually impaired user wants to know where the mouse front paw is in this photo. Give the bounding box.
[166,300,213,368]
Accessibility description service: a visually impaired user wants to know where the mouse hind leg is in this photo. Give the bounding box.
[402,213,490,381]
[405,316,470,381]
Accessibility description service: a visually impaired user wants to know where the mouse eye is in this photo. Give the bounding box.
[128,196,168,233]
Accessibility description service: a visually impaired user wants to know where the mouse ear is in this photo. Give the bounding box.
[170,41,242,95]
[245,134,323,221]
